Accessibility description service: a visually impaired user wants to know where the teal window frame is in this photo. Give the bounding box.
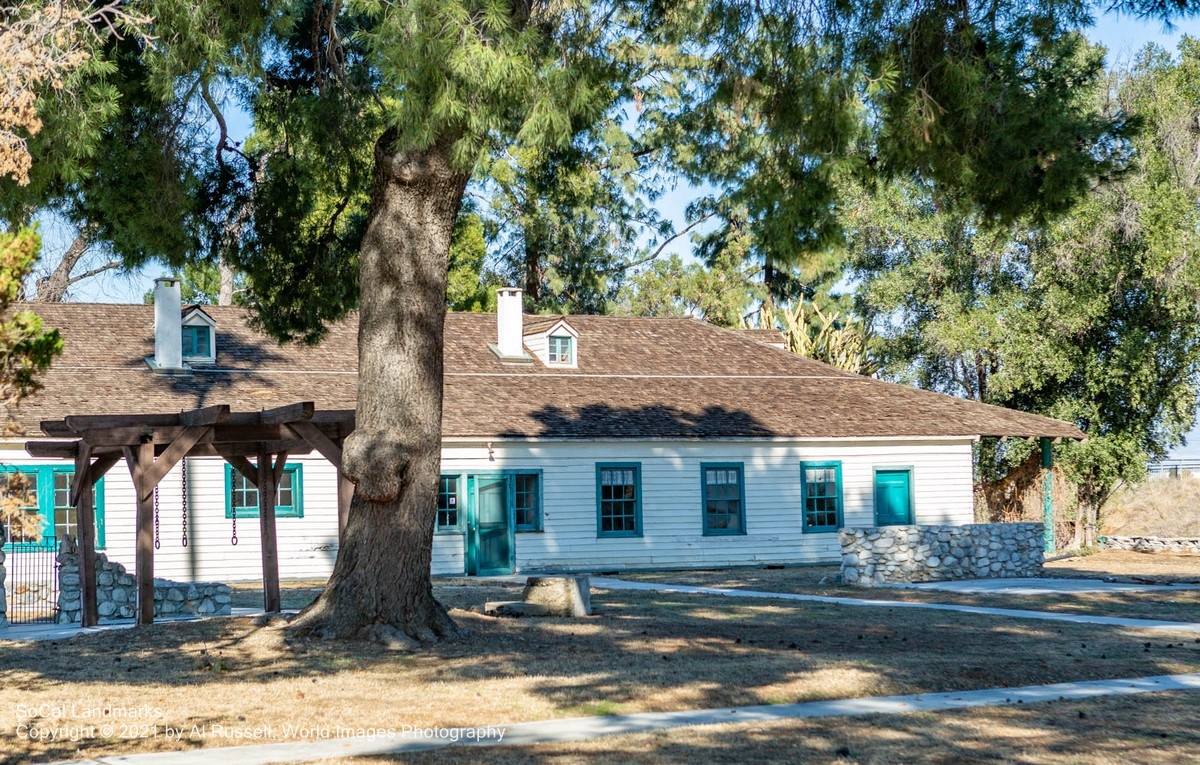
[224,463,303,518]
[436,474,464,533]
[435,472,541,533]
[181,324,212,358]
[548,335,574,364]
[0,465,106,549]
[701,462,745,536]
[512,471,543,532]
[596,462,642,537]
[801,461,843,533]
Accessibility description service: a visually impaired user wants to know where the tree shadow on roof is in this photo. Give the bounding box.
[509,403,777,439]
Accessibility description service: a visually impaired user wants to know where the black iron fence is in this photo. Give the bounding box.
[2,529,61,625]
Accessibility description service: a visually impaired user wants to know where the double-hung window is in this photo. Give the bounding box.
[597,463,641,536]
[801,461,843,532]
[225,463,303,518]
[0,466,105,548]
[702,463,745,535]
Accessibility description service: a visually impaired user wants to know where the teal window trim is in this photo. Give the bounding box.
[548,335,574,364]
[437,471,541,534]
[224,462,303,519]
[512,470,543,533]
[872,465,915,526]
[436,473,465,534]
[181,324,212,358]
[0,465,106,549]
[596,462,642,538]
[701,462,746,536]
[801,461,843,533]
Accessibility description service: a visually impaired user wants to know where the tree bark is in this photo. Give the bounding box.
[33,230,120,302]
[218,256,235,306]
[288,129,469,644]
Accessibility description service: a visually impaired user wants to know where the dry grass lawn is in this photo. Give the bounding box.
[2,583,1199,764]
[1104,474,1200,537]
[620,551,1200,622]
[321,691,1200,765]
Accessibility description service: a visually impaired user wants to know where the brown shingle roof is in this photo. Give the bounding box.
[7,304,1082,441]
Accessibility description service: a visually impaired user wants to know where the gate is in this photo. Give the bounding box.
[1,532,61,625]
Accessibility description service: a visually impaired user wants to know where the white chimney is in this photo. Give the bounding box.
[496,287,525,358]
[154,277,183,370]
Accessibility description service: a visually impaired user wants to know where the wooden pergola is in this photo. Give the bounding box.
[27,402,355,627]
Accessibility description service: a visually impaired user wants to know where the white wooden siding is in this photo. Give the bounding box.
[0,438,975,581]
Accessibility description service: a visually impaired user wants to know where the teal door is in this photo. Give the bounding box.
[874,469,913,526]
[467,475,515,576]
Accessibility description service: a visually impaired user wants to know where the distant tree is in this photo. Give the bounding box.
[850,39,1200,548]
[0,229,63,421]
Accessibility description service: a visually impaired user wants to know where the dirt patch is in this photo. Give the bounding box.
[331,691,1200,765]
[1045,550,1200,584]
[1,584,1198,763]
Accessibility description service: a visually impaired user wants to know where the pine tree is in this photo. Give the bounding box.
[16,0,1199,641]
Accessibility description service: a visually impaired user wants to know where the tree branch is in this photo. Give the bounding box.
[603,212,715,273]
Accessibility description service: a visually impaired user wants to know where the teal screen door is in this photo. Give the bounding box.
[467,475,514,575]
[874,469,913,526]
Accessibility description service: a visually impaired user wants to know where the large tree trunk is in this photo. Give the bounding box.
[289,129,469,644]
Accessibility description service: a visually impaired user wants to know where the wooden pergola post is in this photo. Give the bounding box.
[68,450,120,628]
[121,439,158,625]
[258,450,283,613]
[73,445,97,627]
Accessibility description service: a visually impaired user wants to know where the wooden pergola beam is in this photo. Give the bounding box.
[178,404,231,428]
[26,441,79,458]
[286,421,342,466]
[260,401,314,424]
[40,420,74,437]
[220,452,259,487]
[190,441,315,459]
[140,426,212,500]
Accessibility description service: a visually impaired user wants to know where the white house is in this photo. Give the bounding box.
[0,282,1080,584]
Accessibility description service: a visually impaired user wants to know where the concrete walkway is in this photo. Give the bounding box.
[0,608,266,642]
[897,577,1200,594]
[40,672,1200,765]
[592,578,1200,633]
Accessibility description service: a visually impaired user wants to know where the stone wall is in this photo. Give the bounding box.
[56,538,232,624]
[840,523,1045,586]
[1100,536,1200,555]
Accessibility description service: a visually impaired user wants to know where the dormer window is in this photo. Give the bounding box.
[548,335,574,365]
[182,325,211,358]
[525,317,579,368]
[180,306,217,365]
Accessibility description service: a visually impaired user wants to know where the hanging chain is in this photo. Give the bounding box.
[153,485,161,550]
[180,459,189,548]
[230,504,238,546]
